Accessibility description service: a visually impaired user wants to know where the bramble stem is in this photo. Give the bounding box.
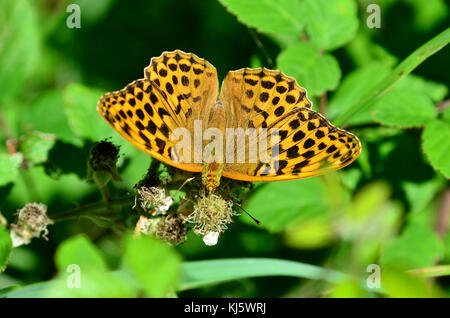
[51,197,134,222]
[409,265,450,278]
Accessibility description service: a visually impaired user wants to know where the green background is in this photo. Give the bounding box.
[0,0,449,298]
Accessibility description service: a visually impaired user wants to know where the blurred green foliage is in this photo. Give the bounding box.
[0,0,449,298]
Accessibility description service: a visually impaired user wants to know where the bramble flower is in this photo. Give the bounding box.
[182,193,236,244]
[136,186,174,215]
[10,203,53,247]
[203,231,220,246]
[136,214,186,245]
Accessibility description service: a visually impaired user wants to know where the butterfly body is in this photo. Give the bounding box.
[202,100,226,191]
[98,50,361,191]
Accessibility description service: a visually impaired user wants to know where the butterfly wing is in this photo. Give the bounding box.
[144,50,219,134]
[220,67,361,181]
[97,51,219,172]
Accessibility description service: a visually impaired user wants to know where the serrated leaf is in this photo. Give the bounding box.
[277,42,341,96]
[302,0,359,50]
[0,153,22,186]
[122,234,181,297]
[372,90,437,128]
[244,178,328,232]
[0,0,40,102]
[380,223,444,269]
[396,75,448,103]
[422,119,450,178]
[328,62,391,124]
[219,0,304,39]
[0,226,13,272]
[21,90,81,146]
[20,132,55,165]
[55,235,107,272]
[63,83,111,141]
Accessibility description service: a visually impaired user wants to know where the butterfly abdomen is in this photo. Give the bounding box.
[201,101,227,191]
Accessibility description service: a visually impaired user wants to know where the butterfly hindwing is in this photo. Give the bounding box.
[219,67,312,131]
[220,68,361,181]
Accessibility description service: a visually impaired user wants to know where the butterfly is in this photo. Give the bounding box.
[97,50,361,192]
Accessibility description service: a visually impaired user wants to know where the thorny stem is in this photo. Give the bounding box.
[51,196,134,222]
[0,108,13,140]
[319,92,328,115]
[436,99,450,112]
[98,184,111,213]
[437,188,450,238]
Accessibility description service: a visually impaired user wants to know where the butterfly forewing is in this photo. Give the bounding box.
[144,50,219,133]
[97,78,203,172]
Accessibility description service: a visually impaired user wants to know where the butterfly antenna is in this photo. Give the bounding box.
[173,176,196,198]
[235,203,261,225]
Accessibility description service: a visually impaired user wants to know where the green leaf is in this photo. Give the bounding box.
[0,226,13,272]
[372,90,437,128]
[21,90,81,146]
[443,106,450,123]
[179,258,347,290]
[381,268,434,297]
[62,83,111,141]
[408,0,448,32]
[328,62,391,125]
[55,235,107,272]
[402,179,443,213]
[277,42,341,96]
[122,234,181,297]
[397,75,448,103]
[0,0,40,102]
[380,223,444,269]
[244,178,329,232]
[422,119,450,178]
[45,270,136,298]
[47,235,136,297]
[218,0,304,39]
[334,28,450,126]
[302,0,359,50]
[345,30,398,68]
[0,153,22,186]
[20,132,56,165]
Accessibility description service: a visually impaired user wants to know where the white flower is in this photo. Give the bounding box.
[158,196,174,214]
[10,203,53,247]
[203,231,220,246]
[137,186,173,215]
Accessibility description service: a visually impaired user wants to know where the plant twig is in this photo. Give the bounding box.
[437,188,450,238]
[51,196,134,222]
[409,265,450,278]
[319,92,328,115]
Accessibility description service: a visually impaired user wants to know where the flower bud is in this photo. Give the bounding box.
[87,140,121,187]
